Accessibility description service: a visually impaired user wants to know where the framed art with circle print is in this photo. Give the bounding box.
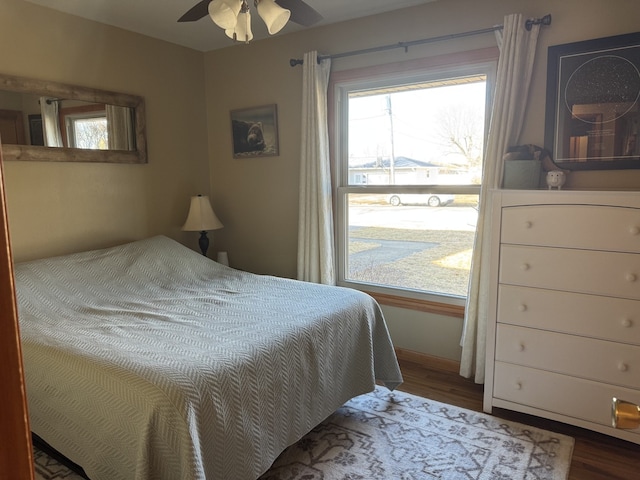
[544,31,640,170]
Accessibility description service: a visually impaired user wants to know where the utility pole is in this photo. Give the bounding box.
[385,95,396,185]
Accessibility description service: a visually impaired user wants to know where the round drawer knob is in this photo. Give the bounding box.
[521,263,530,271]
[622,318,633,328]
[514,381,522,390]
[618,362,629,372]
[518,304,527,312]
[630,226,640,236]
[625,273,637,282]
[517,343,525,352]
[524,221,533,229]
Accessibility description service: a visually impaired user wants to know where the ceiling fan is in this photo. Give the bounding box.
[178,0,323,29]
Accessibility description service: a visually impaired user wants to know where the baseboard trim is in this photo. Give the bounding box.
[395,348,460,374]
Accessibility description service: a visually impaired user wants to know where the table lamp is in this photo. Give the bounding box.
[182,194,223,257]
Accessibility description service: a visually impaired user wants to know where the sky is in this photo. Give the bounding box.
[348,81,487,166]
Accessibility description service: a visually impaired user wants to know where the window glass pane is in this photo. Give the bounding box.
[346,193,479,298]
[348,77,486,186]
[72,117,108,149]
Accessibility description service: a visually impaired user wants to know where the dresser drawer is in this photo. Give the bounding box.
[499,244,640,300]
[493,362,640,440]
[501,205,640,252]
[497,285,640,345]
[495,324,640,389]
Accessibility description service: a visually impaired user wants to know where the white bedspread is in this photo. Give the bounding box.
[16,236,402,480]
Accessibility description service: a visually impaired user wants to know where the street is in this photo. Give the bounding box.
[348,204,478,231]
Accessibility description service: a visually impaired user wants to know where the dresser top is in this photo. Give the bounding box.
[494,189,640,208]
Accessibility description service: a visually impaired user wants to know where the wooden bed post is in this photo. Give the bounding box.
[0,139,35,479]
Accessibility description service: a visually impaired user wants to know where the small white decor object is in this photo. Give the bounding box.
[217,251,229,266]
[546,170,566,190]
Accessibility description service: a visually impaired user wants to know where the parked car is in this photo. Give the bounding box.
[388,194,454,207]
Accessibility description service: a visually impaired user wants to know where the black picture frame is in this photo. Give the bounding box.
[544,31,640,170]
[230,104,279,158]
[28,114,44,146]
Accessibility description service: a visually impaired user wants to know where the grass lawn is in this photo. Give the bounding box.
[348,226,474,297]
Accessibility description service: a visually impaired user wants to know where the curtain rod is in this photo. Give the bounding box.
[289,14,551,67]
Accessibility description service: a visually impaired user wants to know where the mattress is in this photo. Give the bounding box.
[16,235,402,480]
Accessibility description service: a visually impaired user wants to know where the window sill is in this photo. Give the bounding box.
[364,290,465,318]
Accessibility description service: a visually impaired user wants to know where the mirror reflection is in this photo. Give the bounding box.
[0,73,146,164]
[0,90,136,151]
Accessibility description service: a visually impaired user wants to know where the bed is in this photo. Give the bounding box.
[16,235,403,480]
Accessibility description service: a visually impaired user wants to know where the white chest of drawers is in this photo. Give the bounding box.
[483,190,640,444]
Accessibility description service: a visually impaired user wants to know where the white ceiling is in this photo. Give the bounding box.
[23,0,439,52]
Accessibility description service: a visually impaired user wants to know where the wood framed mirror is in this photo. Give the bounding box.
[0,73,147,164]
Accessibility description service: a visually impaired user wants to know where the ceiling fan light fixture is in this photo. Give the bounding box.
[225,2,253,43]
[208,0,242,30]
[256,0,291,35]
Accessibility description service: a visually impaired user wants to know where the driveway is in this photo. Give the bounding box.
[348,234,438,274]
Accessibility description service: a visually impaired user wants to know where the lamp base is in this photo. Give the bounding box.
[198,231,210,256]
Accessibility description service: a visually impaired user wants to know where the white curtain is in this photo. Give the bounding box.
[106,104,135,150]
[460,14,541,383]
[297,51,335,285]
[40,97,63,147]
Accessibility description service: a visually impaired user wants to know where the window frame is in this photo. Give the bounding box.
[330,50,498,313]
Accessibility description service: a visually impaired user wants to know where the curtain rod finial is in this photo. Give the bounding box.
[290,57,324,67]
[525,13,552,31]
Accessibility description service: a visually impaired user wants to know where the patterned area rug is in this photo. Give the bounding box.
[34,387,574,480]
[33,447,86,480]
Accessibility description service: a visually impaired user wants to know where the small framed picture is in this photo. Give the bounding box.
[230,104,279,158]
[28,114,44,146]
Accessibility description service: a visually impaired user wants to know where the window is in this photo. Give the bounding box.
[334,59,495,310]
[59,104,108,149]
[66,115,108,149]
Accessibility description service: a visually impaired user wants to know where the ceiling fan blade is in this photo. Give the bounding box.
[178,0,211,22]
[275,0,323,27]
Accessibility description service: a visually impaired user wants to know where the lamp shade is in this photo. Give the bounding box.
[182,195,223,232]
[225,7,253,43]
[208,0,242,29]
[256,0,290,35]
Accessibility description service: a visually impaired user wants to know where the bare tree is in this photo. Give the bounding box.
[433,103,484,169]
[74,118,108,150]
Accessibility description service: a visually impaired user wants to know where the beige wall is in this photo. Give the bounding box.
[204,0,640,361]
[0,0,210,261]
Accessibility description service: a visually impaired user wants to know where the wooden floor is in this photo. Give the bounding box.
[396,358,640,480]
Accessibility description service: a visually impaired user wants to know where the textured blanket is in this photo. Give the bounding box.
[17,235,402,480]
